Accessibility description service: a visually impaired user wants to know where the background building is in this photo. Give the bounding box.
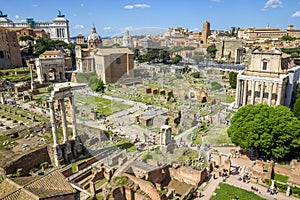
[0,27,22,69]
[75,26,134,84]
[0,11,70,43]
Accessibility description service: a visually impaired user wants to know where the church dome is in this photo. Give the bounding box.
[88,26,102,41]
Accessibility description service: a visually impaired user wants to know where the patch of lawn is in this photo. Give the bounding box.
[274,173,288,183]
[211,183,265,200]
[75,96,131,116]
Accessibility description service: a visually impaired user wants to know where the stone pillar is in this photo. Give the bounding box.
[69,95,78,139]
[49,100,62,167]
[259,81,264,104]
[251,80,256,105]
[268,82,273,106]
[276,83,283,105]
[242,80,248,106]
[0,93,5,104]
[235,79,241,107]
[59,99,69,143]
[49,101,58,147]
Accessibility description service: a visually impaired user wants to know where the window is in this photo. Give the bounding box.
[262,61,267,70]
[116,58,121,64]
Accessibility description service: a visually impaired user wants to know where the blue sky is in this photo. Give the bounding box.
[1,0,300,37]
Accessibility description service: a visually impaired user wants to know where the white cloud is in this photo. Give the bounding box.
[15,15,19,19]
[124,4,150,9]
[80,3,84,7]
[211,0,221,2]
[263,0,283,9]
[292,11,300,17]
[73,24,84,30]
[32,4,39,7]
[103,27,112,31]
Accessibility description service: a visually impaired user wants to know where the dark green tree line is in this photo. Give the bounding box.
[228,104,300,161]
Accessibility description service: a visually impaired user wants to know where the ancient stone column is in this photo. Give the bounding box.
[49,101,58,147]
[59,99,69,143]
[69,95,78,139]
[276,83,283,106]
[268,82,273,106]
[251,80,256,104]
[259,81,264,104]
[235,79,241,107]
[242,80,248,106]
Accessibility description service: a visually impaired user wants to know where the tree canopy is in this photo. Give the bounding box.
[172,54,182,64]
[292,86,300,120]
[228,104,300,161]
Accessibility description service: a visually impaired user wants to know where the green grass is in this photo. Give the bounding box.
[274,173,289,183]
[75,95,131,116]
[211,183,265,200]
[115,139,135,152]
[226,95,235,103]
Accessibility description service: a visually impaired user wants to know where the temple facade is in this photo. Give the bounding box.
[235,47,300,108]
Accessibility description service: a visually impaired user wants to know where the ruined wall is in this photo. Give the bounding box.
[124,173,161,200]
[4,146,51,175]
[169,166,207,186]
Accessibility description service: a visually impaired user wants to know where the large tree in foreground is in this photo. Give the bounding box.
[228,104,300,161]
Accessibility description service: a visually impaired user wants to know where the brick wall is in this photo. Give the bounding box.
[4,146,51,175]
[169,166,207,186]
[124,173,161,200]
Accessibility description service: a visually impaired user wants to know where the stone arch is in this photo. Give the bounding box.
[49,68,57,81]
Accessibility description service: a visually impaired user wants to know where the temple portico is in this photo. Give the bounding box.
[48,83,86,166]
[235,47,300,108]
[236,75,288,107]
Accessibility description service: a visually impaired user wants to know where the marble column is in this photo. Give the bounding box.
[69,95,78,140]
[242,80,248,106]
[251,80,256,105]
[59,99,69,143]
[235,79,241,107]
[49,101,58,147]
[268,82,273,106]
[276,83,283,105]
[259,81,264,104]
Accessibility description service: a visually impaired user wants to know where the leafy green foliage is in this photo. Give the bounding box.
[76,72,99,91]
[19,35,34,41]
[172,54,182,64]
[279,36,298,41]
[191,72,201,78]
[96,79,105,93]
[33,38,68,56]
[206,45,217,58]
[228,104,300,161]
[229,71,238,89]
[292,87,300,120]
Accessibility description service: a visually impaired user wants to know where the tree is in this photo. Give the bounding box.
[206,45,217,58]
[158,50,170,63]
[293,87,300,120]
[172,54,182,64]
[228,104,300,161]
[229,72,238,89]
[96,79,105,93]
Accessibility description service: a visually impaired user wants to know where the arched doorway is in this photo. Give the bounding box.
[43,73,48,83]
[49,68,57,81]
